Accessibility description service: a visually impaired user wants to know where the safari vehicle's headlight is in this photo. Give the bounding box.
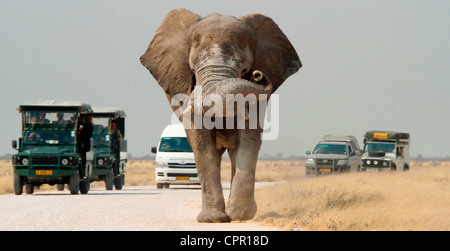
[366,160,371,165]
[61,157,75,166]
[14,156,29,165]
[97,157,112,166]
[306,158,315,165]
[156,161,168,168]
[336,160,347,165]
[21,157,29,165]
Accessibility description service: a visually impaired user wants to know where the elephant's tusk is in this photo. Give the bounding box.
[251,70,273,94]
[252,70,264,82]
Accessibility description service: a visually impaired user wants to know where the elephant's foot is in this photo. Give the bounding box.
[226,196,257,221]
[197,208,231,223]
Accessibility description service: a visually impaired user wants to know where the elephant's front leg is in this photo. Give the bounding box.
[186,128,231,223]
[226,129,262,221]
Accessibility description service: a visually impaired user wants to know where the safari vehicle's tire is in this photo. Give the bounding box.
[156,183,163,189]
[114,175,124,190]
[69,171,80,194]
[80,178,90,194]
[13,174,23,195]
[25,184,34,194]
[390,163,397,171]
[403,164,409,171]
[105,169,114,190]
[56,184,64,191]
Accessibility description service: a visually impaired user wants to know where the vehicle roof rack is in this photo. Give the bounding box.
[364,130,410,140]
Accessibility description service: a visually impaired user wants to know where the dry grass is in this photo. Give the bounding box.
[0,160,14,194]
[1,159,449,231]
[123,160,156,186]
[255,161,450,231]
[0,159,157,193]
[221,160,306,182]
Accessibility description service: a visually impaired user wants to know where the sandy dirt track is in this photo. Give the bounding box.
[0,183,273,231]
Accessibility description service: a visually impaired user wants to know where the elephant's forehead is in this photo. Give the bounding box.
[198,44,226,58]
[200,12,242,27]
[191,14,249,37]
[193,44,241,70]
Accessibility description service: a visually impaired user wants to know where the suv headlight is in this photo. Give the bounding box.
[156,161,168,168]
[306,158,315,165]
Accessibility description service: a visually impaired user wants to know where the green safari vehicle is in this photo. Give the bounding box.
[89,107,127,190]
[11,100,94,195]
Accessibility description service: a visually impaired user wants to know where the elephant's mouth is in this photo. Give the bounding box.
[183,70,273,118]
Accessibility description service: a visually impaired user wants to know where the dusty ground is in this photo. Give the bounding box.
[0,182,273,231]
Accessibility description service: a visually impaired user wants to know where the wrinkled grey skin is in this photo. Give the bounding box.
[141,9,301,222]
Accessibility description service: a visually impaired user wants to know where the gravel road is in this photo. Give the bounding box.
[0,183,274,231]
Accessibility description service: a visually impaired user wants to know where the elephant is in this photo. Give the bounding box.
[140,8,301,222]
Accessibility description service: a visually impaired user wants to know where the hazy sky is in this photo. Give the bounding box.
[1,0,449,158]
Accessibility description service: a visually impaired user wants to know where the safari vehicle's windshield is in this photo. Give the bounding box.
[23,130,75,145]
[364,142,395,153]
[159,137,193,152]
[24,110,77,130]
[92,116,110,147]
[313,144,348,155]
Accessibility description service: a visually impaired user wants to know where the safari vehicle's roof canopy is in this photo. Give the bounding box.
[364,130,410,140]
[92,107,126,118]
[18,100,92,113]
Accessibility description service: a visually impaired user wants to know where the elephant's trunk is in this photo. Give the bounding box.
[183,70,273,118]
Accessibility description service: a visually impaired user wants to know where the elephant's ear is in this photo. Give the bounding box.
[140,9,200,97]
[240,14,301,93]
